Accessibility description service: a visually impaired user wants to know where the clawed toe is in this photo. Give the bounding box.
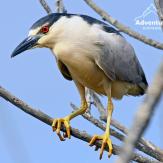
[89,134,113,159]
[52,117,71,141]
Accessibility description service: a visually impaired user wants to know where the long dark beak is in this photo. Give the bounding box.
[11,35,41,58]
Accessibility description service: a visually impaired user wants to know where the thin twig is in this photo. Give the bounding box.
[85,88,93,114]
[90,91,107,120]
[83,0,163,50]
[0,86,158,163]
[39,0,52,14]
[55,0,67,13]
[71,103,163,161]
[116,62,163,163]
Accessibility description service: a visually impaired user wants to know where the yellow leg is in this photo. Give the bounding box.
[52,81,88,141]
[52,100,87,140]
[89,95,113,159]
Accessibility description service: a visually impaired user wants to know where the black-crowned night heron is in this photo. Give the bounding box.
[11,13,148,159]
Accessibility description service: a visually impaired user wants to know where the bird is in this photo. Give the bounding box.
[11,13,148,159]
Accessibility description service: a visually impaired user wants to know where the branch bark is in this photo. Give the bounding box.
[55,0,66,13]
[116,62,163,163]
[83,0,163,50]
[154,0,163,30]
[38,0,52,14]
[0,86,159,163]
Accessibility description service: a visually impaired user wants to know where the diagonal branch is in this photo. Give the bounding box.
[116,62,163,163]
[83,0,163,50]
[39,0,52,14]
[0,86,158,163]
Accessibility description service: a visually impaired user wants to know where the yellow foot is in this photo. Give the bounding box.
[52,117,71,141]
[89,134,113,159]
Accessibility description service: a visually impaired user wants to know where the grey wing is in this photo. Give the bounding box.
[95,33,148,89]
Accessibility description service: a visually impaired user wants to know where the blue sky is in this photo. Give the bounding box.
[0,0,163,163]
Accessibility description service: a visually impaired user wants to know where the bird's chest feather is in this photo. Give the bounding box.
[52,43,106,92]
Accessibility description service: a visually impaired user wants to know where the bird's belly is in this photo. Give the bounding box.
[62,55,107,94]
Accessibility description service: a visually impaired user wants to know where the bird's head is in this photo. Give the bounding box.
[11,13,67,58]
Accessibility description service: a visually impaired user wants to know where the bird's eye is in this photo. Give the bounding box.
[41,26,49,34]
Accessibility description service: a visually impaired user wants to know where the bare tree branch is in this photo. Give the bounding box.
[83,0,163,50]
[154,0,163,30]
[116,62,163,163]
[39,0,52,14]
[55,0,67,13]
[0,86,159,163]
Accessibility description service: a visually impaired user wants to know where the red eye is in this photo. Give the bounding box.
[41,26,49,33]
